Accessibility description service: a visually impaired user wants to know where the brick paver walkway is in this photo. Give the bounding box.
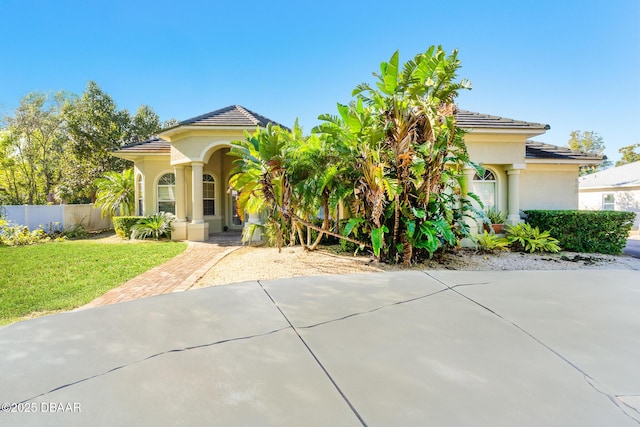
[79,232,242,309]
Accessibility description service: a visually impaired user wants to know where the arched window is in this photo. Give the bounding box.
[203,174,215,216]
[136,175,144,216]
[473,169,496,210]
[157,173,176,214]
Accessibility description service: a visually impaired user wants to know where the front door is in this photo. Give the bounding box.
[228,189,244,230]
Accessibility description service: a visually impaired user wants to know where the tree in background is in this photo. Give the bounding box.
[0,130,22,204]
[61,81,133,202]
[616,143,640,166]
[0,92,68,204]
[567,130,612,175]
[0,81,168,205]
[124,105,162,143]
[162,118,180,129]
[60,81,167,202]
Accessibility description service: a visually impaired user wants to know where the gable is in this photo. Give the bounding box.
[160,105,287,141]
[177,105,285,128]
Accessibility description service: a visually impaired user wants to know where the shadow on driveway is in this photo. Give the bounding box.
[624,237,640,258]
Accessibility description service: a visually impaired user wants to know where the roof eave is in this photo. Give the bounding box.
[463,127,549,137]
[112,151,170,161]
[579,183,640,190]
[525,158,603,165]
[158,124,265,140]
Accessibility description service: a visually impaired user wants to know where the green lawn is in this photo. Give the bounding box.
[0,240,187,326]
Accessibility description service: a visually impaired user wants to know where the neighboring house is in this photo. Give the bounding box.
[113,105,603,241]
[578,161,640,231]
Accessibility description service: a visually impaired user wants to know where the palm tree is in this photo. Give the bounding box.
[228,123,292,249]
[94,169,134,218]
[229,122,366,250]
[288,130,351,250]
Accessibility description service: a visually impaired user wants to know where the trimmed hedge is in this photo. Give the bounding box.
[112,216,142,239]
[523,210,635,255]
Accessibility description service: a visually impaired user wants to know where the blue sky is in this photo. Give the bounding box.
[1,0,639,163]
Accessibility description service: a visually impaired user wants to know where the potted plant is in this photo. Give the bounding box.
[486,208,507,234]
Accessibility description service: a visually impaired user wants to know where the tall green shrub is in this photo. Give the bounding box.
[523,210,635,254]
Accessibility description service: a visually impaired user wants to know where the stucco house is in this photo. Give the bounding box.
[578,161,640,231]
[114,105,602,241]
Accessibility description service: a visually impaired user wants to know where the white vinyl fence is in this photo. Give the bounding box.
[1,204,112,232]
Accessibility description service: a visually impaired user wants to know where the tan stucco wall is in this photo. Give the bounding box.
[134,156,173,216]
[465,133,527,165]
[520,163,580,210]
[168,129,246,165]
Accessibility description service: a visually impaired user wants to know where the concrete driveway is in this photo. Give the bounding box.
[1,270,639,426]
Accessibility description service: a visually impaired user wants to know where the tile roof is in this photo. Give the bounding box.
[117,137,170,154]
[456,110,550,131]
[525,141,603,161]
[178,105,286,128]
[117,108,559,155]
[116,105,286,154]
[579,161,640,188]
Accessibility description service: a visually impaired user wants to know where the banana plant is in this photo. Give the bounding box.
[335,46,480,263]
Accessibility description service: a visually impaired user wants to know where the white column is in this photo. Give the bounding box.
[174,165,186,222]
[506,164,525,224]
[133,166,143,216]
[191,162,204,224]
[171,165,188,240]
[134,178,141,216]
[186,161,209,241]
